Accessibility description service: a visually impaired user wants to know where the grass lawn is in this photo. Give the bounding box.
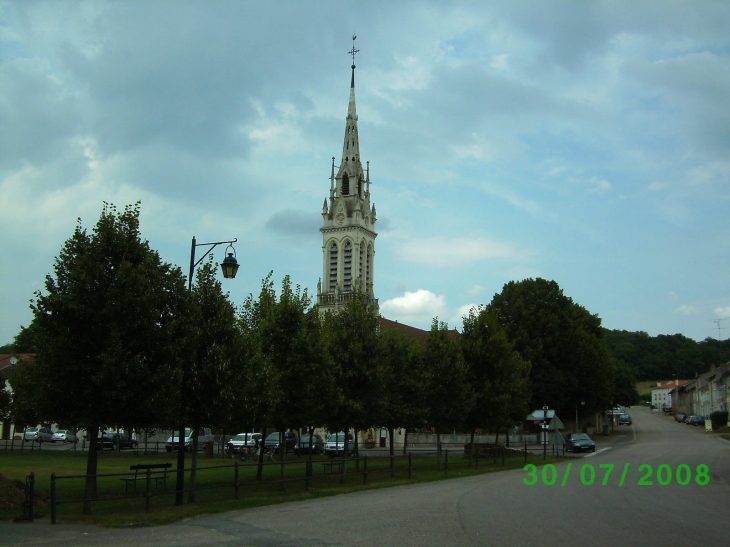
[0,448,564,527]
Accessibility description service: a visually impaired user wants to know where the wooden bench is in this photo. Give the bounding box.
[121,463,172,492]
[322,460,344,474]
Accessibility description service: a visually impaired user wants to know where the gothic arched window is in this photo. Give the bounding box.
[329,242,338,292]
[342,173,350,195]
[366,243,373,289]
[359,240,365,287]
[343,241,352,291]
[357,177,362,197]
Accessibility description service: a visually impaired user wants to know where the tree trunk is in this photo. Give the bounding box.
[354,429,360,472]
[402,428,408,456]
[506,428,510,448]
[82,424,99,514]
[341,425,349,483]
[188,428,199,502]
[256,426,267,481]
[436,430,441,470]
[280,429,286,491]
[388,426,395,476]
[469,429,475,467]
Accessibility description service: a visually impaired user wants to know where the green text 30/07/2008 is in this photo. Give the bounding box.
[523,463,710,486]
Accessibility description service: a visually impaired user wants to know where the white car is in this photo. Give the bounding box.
[53,430,77,443]
[165,427,214,452]
[324,432,355,456]
[226,432,262,454]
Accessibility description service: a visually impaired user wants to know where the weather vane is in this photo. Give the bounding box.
[349,34,359,68]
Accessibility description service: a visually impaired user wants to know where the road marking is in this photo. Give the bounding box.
[583,447,612,458]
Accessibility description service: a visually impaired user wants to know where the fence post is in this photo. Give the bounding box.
[50,473,57,525]
[475,446,479,469]
[444,449,448,474]
[28,472,35,521]
[305,460,311,491]
[501,444,505,466]
[363,455,368,485]
[408,453,412,480]
[145,468,152,513]
[524,439,527,464]
[234,461,240,500]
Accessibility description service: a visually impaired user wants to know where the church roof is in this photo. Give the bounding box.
[380,317,459,346]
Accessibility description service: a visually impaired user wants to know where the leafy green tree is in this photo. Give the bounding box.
[487,278,613,418]
[375,322,426,465]
[424,319,472,462]
[322,289,380,472]
[185,259,239,501]
[461,307,530,447]
[25,203,189,512]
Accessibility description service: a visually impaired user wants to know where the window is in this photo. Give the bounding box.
[329,242,338,291]
[343,241,352,291]
[366,244,372,288]
[342,173,349,195]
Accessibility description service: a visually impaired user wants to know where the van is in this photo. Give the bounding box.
[165,427,214,452]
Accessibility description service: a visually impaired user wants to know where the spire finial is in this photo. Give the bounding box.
[348,34,359,88]
[349,34,359,68]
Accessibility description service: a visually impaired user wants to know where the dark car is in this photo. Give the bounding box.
[564,432,596,453]
[686,415,705,426]
[675,413,687,423]
[618,414,632,426]
[296,433,325,455]
[97,432,139,451]
[264,431,298,454]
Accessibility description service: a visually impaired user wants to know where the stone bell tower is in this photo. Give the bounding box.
[318,36,378,315]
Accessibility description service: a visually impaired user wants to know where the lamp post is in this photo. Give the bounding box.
[175,236,239,507]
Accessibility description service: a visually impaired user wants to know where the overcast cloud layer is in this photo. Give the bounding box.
[1,1,729,344]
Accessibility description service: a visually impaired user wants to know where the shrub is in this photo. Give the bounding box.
[710,411,728,430]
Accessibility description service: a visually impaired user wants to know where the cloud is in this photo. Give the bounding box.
[264,209,320,239]
[395,236,534,267]
[469,285,490,296]
[715,307,730,317]
[674,305,699,316]
[451,303,481,328]
[380,289,447,325]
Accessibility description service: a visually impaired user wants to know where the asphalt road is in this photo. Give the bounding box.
[2,406,728,546]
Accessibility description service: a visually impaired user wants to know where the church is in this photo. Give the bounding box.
[317,37,379,316]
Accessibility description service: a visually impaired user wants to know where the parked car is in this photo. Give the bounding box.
[263,431,298,454]
[226,432,262,454]
[165,428,214,452]
[618,414,632,426]
[96,432,139,450]
[296,433,325,455]
[24,426,55,443]
[686,415,705,426]
[564,432,596,453]
[675,413,687,423]
[324,432,355,456]
[53,430,77,443]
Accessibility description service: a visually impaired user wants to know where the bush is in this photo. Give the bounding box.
[710,411,728,430]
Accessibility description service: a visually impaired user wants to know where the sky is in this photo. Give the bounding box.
[1,0,729,345]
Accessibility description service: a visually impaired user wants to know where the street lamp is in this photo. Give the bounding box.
[176,236,239,507]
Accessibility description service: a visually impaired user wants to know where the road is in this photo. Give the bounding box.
[2,406,728,546]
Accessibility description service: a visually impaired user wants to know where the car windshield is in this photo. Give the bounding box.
[266,433,282,441]
[330,434,349,443]
[27,427,39,433]
[232,434,248,441]
[572,434,590,440]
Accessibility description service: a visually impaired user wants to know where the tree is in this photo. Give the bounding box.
[322,289,380,473]
[487,278,614,418]
[25,203,189,512]
[461,307,530,447]
[424,319,472,462]
[375,322,426,466]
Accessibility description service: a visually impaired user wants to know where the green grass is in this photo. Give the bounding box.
[0,449,563,527]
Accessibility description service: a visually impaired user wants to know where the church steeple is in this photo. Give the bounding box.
[318,35,378,315]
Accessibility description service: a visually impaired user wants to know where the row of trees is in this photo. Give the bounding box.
[1,203,636,508]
